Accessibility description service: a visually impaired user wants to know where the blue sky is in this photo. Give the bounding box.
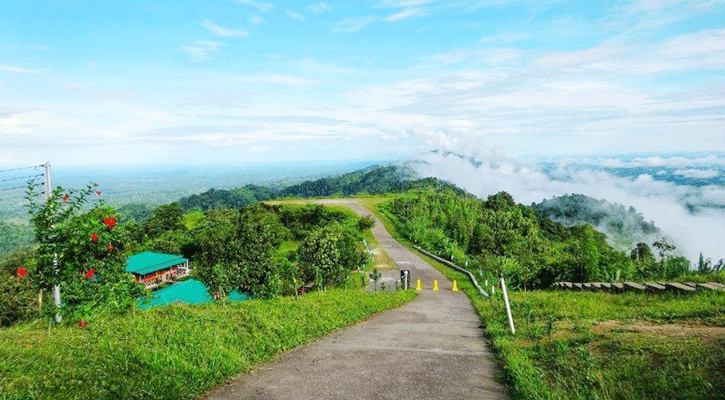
[1,0,724,166]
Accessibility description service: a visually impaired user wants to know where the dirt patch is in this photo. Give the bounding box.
[591,320,725,344]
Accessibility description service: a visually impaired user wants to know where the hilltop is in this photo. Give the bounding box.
[531,194,663,252]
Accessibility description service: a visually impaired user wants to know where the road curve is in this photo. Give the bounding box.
[200,199,507,400]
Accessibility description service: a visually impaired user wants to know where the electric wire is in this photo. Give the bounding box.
[0,183,42,192]
[0,174,44,183]
[0,164,44,174]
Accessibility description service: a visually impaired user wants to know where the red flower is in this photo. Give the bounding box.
[103,217,117,230]
[95,190,102,197]
[62,194,69,201]
[91,232,98,243]
[107,243,114,252]
[17,267,27,278]
[79,320,86,328]
[85,269,95,279]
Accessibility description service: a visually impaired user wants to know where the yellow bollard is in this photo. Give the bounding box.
[452,280,459,292]
[433,280,439,291]
[415,279,422,291]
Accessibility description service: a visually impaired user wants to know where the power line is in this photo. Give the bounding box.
[0,183,42,192]
[0,164,44,174]
[0,174,44,183]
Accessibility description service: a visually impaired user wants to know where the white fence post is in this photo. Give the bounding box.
[501,278,515,335]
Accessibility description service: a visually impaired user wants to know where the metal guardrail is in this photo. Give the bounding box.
[414,246,489,297]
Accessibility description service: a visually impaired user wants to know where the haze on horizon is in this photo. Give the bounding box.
[1,0,724,167]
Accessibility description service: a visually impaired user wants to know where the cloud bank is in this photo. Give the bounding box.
[409,150,725,263]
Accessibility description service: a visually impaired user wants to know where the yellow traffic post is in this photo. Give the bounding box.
[415,279,422,291]
[452,280,459,292]
[432,280,439,291]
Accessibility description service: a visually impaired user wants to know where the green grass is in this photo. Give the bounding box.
[0,289,416,400]
[364,198,725,400]
[412,246,725,399]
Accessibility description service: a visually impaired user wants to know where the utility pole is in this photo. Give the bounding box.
[44,162,62,323]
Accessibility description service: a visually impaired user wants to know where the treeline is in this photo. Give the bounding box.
[174,165,419,213]
[1,185,372,326]
[382,188,694,289]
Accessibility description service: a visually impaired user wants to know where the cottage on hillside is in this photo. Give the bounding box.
[126,251,190,288]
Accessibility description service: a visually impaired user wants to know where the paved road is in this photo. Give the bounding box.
[200,200,507,400]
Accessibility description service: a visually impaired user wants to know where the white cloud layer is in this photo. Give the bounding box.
[409,150,725,263]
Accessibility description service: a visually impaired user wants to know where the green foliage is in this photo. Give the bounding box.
[24,183,145,320]
[193,205,286,299]
[357,215,375,231]
[297,225,368,289]
[0,221,35,260]
[532,193,661,251]
[269,203,347,239]
[143,202,184,239]
[117,203,155,222]
[482,290,725,400]
[383,187,640,288]
[178,185,277,211]
[420,249,725,400]
[0,289,416,400]
[0,250,38,327]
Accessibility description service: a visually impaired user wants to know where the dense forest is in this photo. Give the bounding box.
[382,188,691,289]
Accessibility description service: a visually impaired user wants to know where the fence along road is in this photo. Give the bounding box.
[201,199,507,400]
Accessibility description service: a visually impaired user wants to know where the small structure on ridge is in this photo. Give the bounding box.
[126,251,191,288]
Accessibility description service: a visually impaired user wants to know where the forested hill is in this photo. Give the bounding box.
[531,194,661,251]
[175,165,460,212]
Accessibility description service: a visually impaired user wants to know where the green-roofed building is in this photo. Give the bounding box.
[126,251,190,288]
[138,278,250,310]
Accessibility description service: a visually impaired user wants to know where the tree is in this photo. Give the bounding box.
[653,238,676,278]
[144,202,184,239]
[26,183,144,321]
[298,226,367,289]
[194,205,286,299]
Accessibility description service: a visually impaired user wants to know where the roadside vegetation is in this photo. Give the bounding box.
[0,289,415,400]
[368,191,725,399]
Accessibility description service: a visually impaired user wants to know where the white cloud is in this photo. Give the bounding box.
[334,16,376,32]
[250,15,265,25]
[235,74,317,86]
[295,58,356,74]
[674,168,720,179]
[234,0,273,11]
[431,47,524,65]
[410,150,725,262]
[309,2,331,14]
[385,8,425,21]
[285,10,305,21]
[181,41,226,62]
[200,19,250,38]
[0,65,39,74]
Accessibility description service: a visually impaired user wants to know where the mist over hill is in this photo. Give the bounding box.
[531,194,663,253]
[408,150,725,262]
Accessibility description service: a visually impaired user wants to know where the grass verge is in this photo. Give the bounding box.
[0,289,416,400]
[366,199,725,400]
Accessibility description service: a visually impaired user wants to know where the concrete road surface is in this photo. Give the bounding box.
[200,200,507,400]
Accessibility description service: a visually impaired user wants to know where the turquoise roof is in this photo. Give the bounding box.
[126,252,188,275]
[139,279,250,310]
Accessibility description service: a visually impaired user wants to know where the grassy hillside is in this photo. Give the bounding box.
[0,289,415,400]
[368,199,725,400]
